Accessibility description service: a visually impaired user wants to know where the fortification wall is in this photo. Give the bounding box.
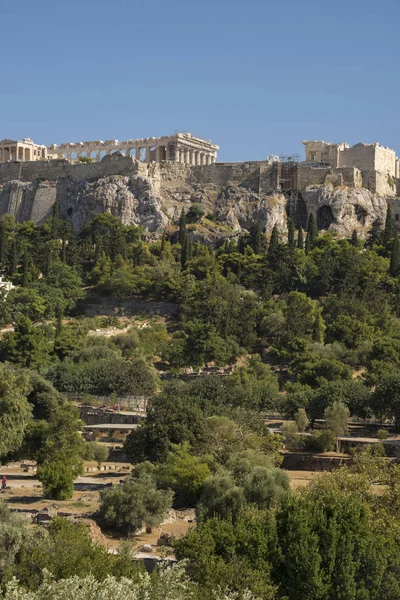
[340,144,396,176]
[0,155,141,185]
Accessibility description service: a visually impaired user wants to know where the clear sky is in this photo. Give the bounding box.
[1,0,399,162]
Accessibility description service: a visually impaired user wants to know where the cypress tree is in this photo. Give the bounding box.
[9,239,18,276]
[297,227,304,250]
[0,222,8,268]
[160,232,166,256]
[51,201,60,238]
[384,205,393,244]
[287,217,296,248]
[312,312,326,343]
[304,232,311,254]
[238,236,246,255]
[181,234,191,268]
[307,214,319,249]
[21,251,32,288]
[390,235,400,276]
[268,224,279,257]
[249,219,265,255]
[350,229,358,247]
[366,218,383,248]
[179,209,187,246]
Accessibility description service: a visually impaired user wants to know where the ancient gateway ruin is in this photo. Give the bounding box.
[47,133,218,165]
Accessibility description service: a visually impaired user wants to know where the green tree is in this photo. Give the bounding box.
[294,408,309,433]
[287,217,296,248]
[267,224,279,257]
[297,226,304,250]
[0,365,32,460]
[36,404,85,500]
[306,213,318,248]
[249,219,265,255]
[196,472,247,523]
[92,443,109,469]
[156,443,212,507]
[390,235,400,276]
[324,401,349,452]
[350,228,358,247]
[371,375,400,429]
[99,464,173,534]
[366,217,383,248]
[384,204,393,245]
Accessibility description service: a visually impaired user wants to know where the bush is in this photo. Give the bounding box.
[37,459,76,500]
[98,464,173,534]
[377,428,389,440]
[303,430,335,453]
[187,204,205,223]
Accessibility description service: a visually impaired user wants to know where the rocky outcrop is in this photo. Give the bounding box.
[0,156,394,240]
[300,185,387,235]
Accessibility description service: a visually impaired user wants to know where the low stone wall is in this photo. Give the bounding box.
[281,452,352,471]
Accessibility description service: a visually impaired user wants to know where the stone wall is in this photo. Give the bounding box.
[340,143,397,177]
[0,154,141,186]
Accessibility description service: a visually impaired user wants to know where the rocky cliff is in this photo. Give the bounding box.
[0,154,393,239]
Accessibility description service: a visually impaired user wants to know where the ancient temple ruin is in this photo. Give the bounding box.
[47,133,219,165]
[0,138,48,162]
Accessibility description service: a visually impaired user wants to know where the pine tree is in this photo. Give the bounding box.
[268,224,279,257]
[350,229,358,247]
[287,217,296,248]
[384,205,393,245]
[306,214,319,249]
[390,235,400,276]
[297,227,304,250]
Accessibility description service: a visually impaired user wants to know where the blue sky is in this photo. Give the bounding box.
[1,0,398,162]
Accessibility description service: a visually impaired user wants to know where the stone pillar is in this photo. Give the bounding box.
[146,147,152,162]
[184,149,190,164]
[136,147,141,161]
[155,146,161,162]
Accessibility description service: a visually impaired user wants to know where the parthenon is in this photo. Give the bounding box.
[47,133,219,165]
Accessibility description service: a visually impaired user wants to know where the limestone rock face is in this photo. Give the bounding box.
[58,175,169,233]
[0,157,393,240]
[301,185,387,234]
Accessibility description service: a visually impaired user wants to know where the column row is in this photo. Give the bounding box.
[175,147,216,165]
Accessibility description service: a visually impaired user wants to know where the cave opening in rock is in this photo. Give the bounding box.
[317,205,334,230]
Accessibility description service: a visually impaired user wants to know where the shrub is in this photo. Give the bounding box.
[377,428,389,440]
[303,430,335,453]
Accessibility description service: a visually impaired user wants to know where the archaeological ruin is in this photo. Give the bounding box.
[0,138,48,162]
[47,133,219,165]
[0,132,400,239]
